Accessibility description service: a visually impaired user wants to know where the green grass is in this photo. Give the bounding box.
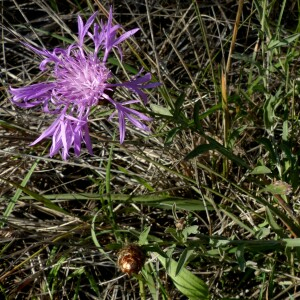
[1,0,300,299]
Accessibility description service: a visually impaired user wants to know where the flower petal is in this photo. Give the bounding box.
[78,11,98,47]
[10,83,55,108]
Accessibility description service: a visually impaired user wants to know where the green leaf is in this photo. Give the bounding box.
[197,102,222,121]
[1,159,39,227]
[193,100,202,130]
[283,238,300,247]
[85,270,100,296]
[260,181,292,195]
[220,208,255,235]
[0,177,71,216]
[13,193,214,212]
[257,137,278,164]
[265,207,284,237]
[139,226,151,245]
[193,102,222,131]
[184,143,216,159]
[156,200,212,211]
[175,248,195,276]
[235,245,245,272]
[263,95,277,129]
[250,165,272,175]
[231,53,260,65]
[173,93,185,117]
[263,89,282,131]
[267,33,300,50]
[185,134,250,169]
[182,225,199,239]
[157,254,209,300]
[209,238,231,247]
[142,264,166,300]
[164,127,182,145]
[150,103,172,116]
[118,166,155,192]
[255,227,271,239]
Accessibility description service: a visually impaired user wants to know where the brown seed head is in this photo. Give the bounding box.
[117,244,145,275]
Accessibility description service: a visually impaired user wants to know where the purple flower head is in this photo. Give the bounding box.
[9,8,160,160]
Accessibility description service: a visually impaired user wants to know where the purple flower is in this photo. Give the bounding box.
[9,8,160,160]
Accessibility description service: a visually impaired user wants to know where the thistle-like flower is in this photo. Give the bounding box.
[10,8,160,160]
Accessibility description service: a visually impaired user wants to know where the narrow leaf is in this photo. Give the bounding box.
[165,127,182,145]
[0,177,71,216]
[139,226,151,245]
[173,93,185,117]
[157,254,209,300]
[175,248,194,276]
[235,245,246,272]
[184,143,216,160]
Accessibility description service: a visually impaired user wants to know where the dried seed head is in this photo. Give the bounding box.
[175,217,186,231]
[117,244,145,275]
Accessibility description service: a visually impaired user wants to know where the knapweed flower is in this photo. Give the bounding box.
[10,8,160,160]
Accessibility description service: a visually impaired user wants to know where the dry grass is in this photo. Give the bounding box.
[1,0,300,299]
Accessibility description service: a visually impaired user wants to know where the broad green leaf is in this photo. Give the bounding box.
[263,95,277,129]
[283,238,300,247]
[282,119,289,141]
[165,227,183,243]
[182,225,199,239]
[260,181,292,195]
[150,103,172,116]
[193,100,202,130]
[250,166,272,175]
[157,254,209,300]
[231,53,260,65]
[209,239,231,247]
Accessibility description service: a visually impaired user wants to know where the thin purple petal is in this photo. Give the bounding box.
[10,83,55,108]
